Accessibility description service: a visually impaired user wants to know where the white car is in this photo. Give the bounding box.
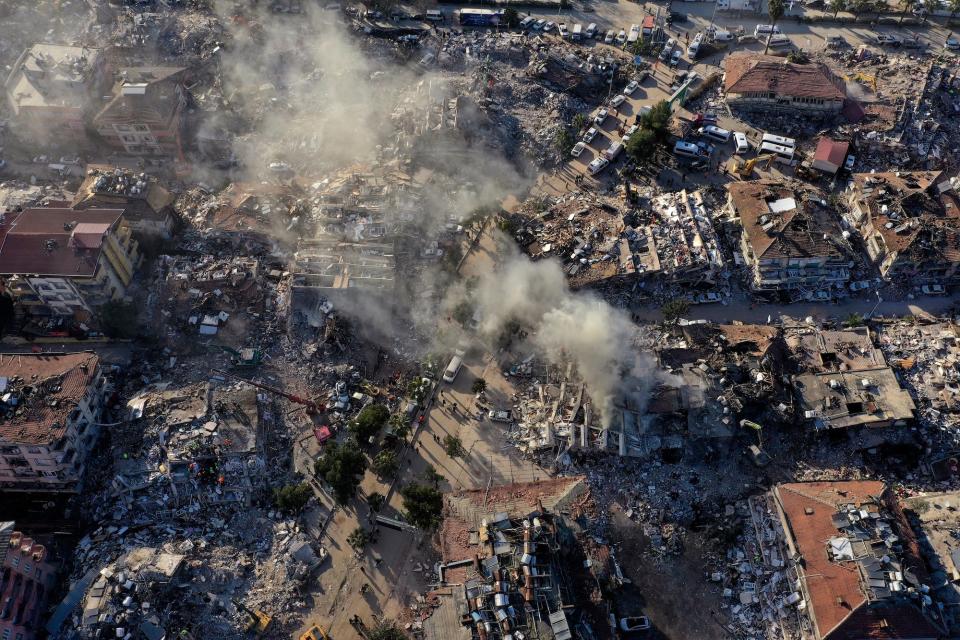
[587,157,610,175]
[616,29,627,44]
[544,21,555,32]
[533,19,545,30]
[693,292,723,304]
[875,33,902,46]
[582,127,598,143]
[571,141,587,157]
[594,108,609,126]
[947,35,960,50]
[659,39,674,61]
[558,23,569,38]
[844,154,856,171]
[610,94,626,108]
[604,29,615,44]
[626,124,639,136]
[733,131,749,154]
[670,49,682,66]
[624,80,639,95]
[488,409,512,423]
[713,30,734,42]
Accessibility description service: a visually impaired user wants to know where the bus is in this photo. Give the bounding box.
[458,8,503,27]
[759,141,795,164]
[443,355,463,383]
[761,133,796,149]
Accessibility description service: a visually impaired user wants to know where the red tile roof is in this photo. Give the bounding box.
[0,207,122,277]
[724,53,846,100]
[0,352,99,445]
[814,138,849,168]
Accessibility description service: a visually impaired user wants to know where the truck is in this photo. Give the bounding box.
[627,24,640,44]
[641,15,655,38]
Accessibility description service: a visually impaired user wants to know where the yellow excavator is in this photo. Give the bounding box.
[729,154,777,178]
[844,72,877,93]
[232,599,272,636]
[299,625,331,640]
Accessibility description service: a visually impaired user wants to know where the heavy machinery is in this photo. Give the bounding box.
[232,599,272,636]
[299,625,331,640]
[843,72,877,93]
[212,345,263,368]
[213,369,325,414]
[730,153,776,178]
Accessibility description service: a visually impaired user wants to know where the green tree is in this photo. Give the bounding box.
[99,300,140,339]
[367,491,386,512]
[452,300,474,327]
[314,441,368,504]
[899,0,915,23]
[660,298,690,324]
[829,0,846,17]
[368,621,407,640]
[849,0,872,20]
[502,6,520,27]
[424,464,446,487]
[950,0,960,19]
[625,128,658,163]
[443,435,468,459]
[843,312,865,328]
[351,404,390,443]
[387,412,412,443]
[272,483,313,514]
[401,483,444,530]
[572,113,587,133]
[764,0,786,54]
[555,128,575,155]
[348,527,370,552]
[372,449,400,479]
[471,378,487,394]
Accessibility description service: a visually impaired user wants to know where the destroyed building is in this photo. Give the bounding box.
[289,239,395,323]
[0,522,58,640]
[810,138,850,176]
[722,53,847,116]
[788,326,915,432]
[744,481,946,640]
[0,207,140,317]
[92,67,187,157]
[4,44,108,145]
[639,190,725,284]
[728,182,854,298]
[846,171,960,285]
[0,352,107,493]
[70,165,177,237]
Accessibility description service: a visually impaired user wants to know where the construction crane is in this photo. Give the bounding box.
[213,369,325,414]
[231,599,272,636]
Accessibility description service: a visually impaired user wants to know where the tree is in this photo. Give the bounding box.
[849,0,872,20]
[273,483,312,514]
[554,128,575,155]
[100,300,140,339]
[314,441,368,504]
[899,0,915,23]
[502,6,520,27]
[443,435,468,459]
[368,621,406,640]
[572,113,587,133]
[372,449,400,479]
[401,483,444,530]
[367,491,386,512]
[843,312,865,328]
[471,378,487,394]
[625,128,658,163]
[452,300,474,328]
[829,0,846,17]
[351,404,390,443]
[387,412,412,443]
[950,0,960,19]
[660,298,690,324]
[764,0,786,54]
[424,464,446,488]
[348,527,370,552]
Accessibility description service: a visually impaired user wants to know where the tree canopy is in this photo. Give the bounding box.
[314,441,367,504]
[401,483,444,530]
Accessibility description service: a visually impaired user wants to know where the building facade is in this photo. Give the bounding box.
[0,353,106,493]
[70,165,177,236]
[0,522,57,640]
[723,54,846,115]
[0,207,141,317]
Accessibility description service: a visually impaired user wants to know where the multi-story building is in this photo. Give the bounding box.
[728,181,854,297]
[69,165,177,237]
[3,44,107,145]
[722,53,846,116]
[846,170,960,284]
[0,522,58,639]
[0,207,140,317]
[92,66,187,157]
[0,352,106,493]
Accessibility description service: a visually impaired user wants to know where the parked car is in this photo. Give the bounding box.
[616,29,627,44]
[594,108,609,126]
[670,49,682,66]
[604,29,615,44]
[849,280,872,292]
[659,38,675,60]
[544,21,555,32]
[626,124,639,136]
[946,35,960,50]
[844,154,856,171]
[694,292,723,304]
[488,409,512,423]
[587,156,610,174]
[610,94,626,108]
[733,131,749,154]
[922,284,947,295]
[558,23,569,38]
[624,80,639,95]
[571,141,587,157]
[533,19,545,30]
[875,33,902,46]
[619,617,652,632]
[582,127,598,143]
[713,29,734,41]
[825,35,846,48]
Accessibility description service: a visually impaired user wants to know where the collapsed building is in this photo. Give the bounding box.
[728,181,855,299]
[70,166,178,237]
[846,170,960,285]
[0,352,107,493]
[742,481,946,640]
[722,53,847,117]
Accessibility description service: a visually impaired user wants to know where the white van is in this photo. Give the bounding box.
[443,355,463,383]
[572,24,583,40]
[698,125,731,143]
[586,23,597,38]
[604,141,623,160]
[754,24,782,37]
[733,131,749,154]
[425,9,443,21]
[768,34,791,47]
[674,141,701,158]
[713,30,734,41]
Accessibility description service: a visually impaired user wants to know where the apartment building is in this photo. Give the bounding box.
[0,207,140,317]
[728,181,854,298]
[0,522,57,640]
[70,165,177,236]
[0,352,106,493]
[846,170,960,284]
[92,66,187,157]
[723,53,846,116]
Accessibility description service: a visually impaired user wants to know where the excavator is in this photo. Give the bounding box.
[213,369,325,415]
[729,153,777,178]
[232,599,272,636]
[843,72,878,93]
